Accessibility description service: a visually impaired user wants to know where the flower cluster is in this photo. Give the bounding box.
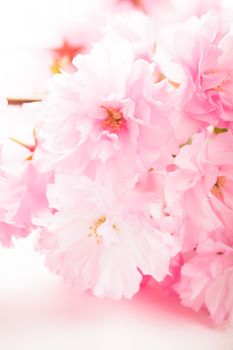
[1,0,233,325]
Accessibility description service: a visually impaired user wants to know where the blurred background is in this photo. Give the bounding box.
[0,0,232,98]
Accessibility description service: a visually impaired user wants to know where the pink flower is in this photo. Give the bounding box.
[175,239,233,324]
[159,128,233,322]
[0,161,51,247]
[0,102,52,247]
[35,174,178,299]
[35,35,177,186]
[164,130,233,250]
[155,12,233,130]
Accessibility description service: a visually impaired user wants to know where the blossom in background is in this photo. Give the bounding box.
[117,0,221,28]
[0,101,52,247]
[0,0,155,99]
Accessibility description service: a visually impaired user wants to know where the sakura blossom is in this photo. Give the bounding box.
[34,35,178,182]
[175,239,233,324]
[155,12,233,132]
[158,129,233,323]
[0,101,51,246]
[164,130,233,248]
[34,174,178,299]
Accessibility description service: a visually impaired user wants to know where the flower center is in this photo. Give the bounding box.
[88,216,106,244]
[211,176,226,200]
[102,107,126,133]
[88,216,119,245]
[154,70,180,89]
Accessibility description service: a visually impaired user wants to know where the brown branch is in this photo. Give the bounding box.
[7,98,42,106]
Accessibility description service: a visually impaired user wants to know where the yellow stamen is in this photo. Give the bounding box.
[88,216,120,244]
[88,216,107,244]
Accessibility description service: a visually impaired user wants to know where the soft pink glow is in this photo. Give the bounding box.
[0,0,233,337]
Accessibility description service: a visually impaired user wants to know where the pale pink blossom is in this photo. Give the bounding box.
[164,130,233,251]
[157,129,233,322]
[155,12,233,131]
[0,160,51,247]
[0,102,51,247]
[175,239,233,324]
[35,35,177,186]
[35,174,178,299]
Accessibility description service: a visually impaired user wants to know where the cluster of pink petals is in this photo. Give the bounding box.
[35,174,177,299]
[1,0,233,325]
[0,101,51,246]
[175,239,233,325]
[33,33,179,298]
[155,12,233,132]
[36,35,177,180]
[162,130,233,323]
